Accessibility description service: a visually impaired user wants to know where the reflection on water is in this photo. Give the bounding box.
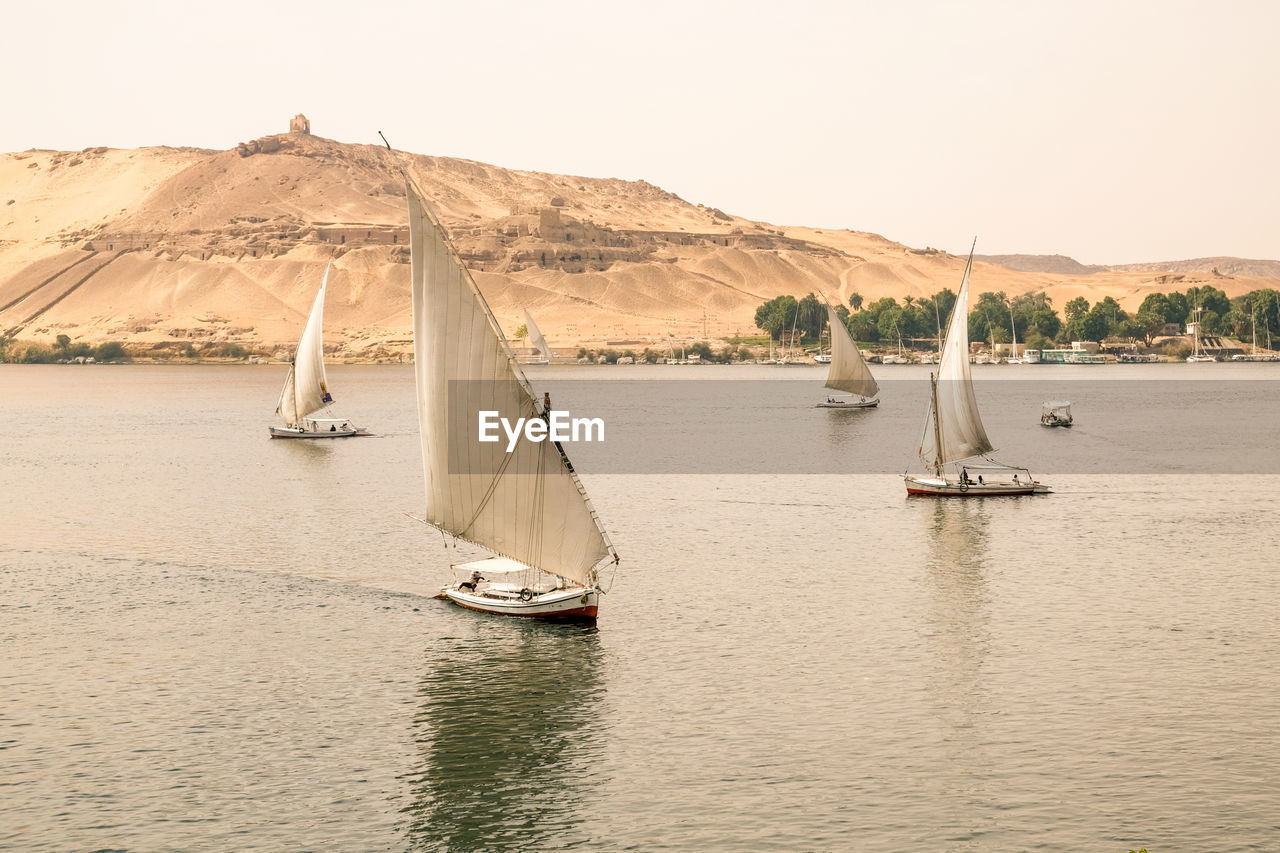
[821,403,881,456]
[402,620,606,852]
[922,499,995,841]
[925,499,993,691]
[274,437,341,460]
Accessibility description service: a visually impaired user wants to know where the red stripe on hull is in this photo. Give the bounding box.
[906,487,1035,496]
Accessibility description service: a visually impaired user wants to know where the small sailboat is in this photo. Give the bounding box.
[270,261,370,439]
[395,145,619,621]
[1006,304,1025,364]
[817,305,879,408]
[903,241,1049,496]
[783,305,798,364]
[1186,306,1217,362]
[521,309,552,364]
[881,322,910,364]
[813,326,831,363]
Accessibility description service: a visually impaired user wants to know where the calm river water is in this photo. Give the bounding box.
[3,363,1278,851]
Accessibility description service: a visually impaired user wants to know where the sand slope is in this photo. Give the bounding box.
[2,132,1274,354]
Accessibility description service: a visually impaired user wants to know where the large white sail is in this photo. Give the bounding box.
[824,305,879,397]
[920,246,993,467]
[524,309,551,361]
[408,182,612,586]
[277,263,334,426]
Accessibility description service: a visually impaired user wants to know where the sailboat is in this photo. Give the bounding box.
[917,296,942,364]
[777,303,807,365]
[813,324,831,363]
[817,305,879,408]
[269,261,370,439]
[1006,304,1024,364]
[1186,306,1216,362]
[881,322,910,364]
[396,147,619,621]
[903,241,1049,496]
[521,309,552,364]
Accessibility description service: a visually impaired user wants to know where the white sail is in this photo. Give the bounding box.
[276,262,333,426]
[920,245,993,467]
[824,305,878,397]
[524,309,551,361]
[408,181,612,586]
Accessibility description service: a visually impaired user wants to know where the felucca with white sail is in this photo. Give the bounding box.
[391,139,619,620]
[270,261,370,439]
[903,241,1049,496]
[522,309,552,364]
[818,305,879,408]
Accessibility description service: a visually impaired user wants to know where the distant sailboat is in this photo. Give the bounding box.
[881,322,910,364]
[395,143,618,621]
[270,261,370,439]
[903,241,1049,496]
[1186,306,1217,362]
[1006,304,1024,364]
[522,309,552,364]
[817,305,879,408]
[813,324,831,363]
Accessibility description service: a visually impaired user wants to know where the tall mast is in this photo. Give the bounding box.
[934,299,942,358]
[930,372,943,476]
[1009,303,1017,359]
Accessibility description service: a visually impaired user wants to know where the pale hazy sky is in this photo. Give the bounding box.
[5,0,1277,263]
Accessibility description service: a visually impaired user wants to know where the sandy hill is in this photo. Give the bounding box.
[978,253,1280,279]
[3,127,1277,356]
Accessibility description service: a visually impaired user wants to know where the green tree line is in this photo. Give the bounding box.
[755,284,1280,348]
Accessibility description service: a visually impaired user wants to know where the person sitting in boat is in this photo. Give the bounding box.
[961,469,970,485]
[978,474,984,485]
[459,571,485,592]
[330,424,337,432]
[1013,473,1020,485]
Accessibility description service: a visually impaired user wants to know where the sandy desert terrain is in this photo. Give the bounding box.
[3,125,1275,357]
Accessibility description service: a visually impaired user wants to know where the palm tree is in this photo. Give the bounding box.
[849,292,864,312]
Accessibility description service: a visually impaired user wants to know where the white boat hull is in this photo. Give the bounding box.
[439,586,600,621]
[269,426,371,439]
[904,475,1048,496]
[817,398,879,408]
